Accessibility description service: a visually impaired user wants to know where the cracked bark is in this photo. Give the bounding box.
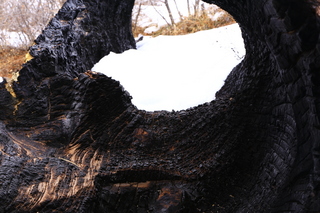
[0,0,320,212]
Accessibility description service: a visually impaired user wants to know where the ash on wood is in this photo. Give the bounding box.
[0,0,320,212]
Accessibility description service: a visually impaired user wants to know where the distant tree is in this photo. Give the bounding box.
[163,0,175,25]
[0,0,65,48]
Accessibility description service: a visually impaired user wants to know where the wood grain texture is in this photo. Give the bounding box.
[0,0,320,212]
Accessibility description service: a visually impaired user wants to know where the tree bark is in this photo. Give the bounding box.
[164,0,175,25]
[0,0,320,212]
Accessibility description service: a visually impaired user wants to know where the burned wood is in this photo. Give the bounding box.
[0,0,320,212]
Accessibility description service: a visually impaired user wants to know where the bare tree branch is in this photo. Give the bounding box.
[163,0,175,25]
[173,0,183,20]
[133,3,143,34]
[149,0,171,26]
[0,0,66,47]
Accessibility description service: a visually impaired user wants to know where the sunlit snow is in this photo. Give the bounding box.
[92,23,245,111]
[0,30,29,47]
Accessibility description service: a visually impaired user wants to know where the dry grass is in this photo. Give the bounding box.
[0,47,27,79]
[132,10,236,37]
[152,12,235,36]
[132,25,148,38]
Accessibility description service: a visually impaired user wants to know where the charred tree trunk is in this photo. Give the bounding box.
[0,0,320,212]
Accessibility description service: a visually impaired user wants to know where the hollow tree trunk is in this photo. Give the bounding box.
[0,0,320,212]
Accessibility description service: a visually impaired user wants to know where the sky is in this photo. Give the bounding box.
[92,23,245,111]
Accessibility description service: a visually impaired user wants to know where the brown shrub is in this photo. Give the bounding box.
[151,11,235,36]
[132,9,236,37]
[0,47,27,79]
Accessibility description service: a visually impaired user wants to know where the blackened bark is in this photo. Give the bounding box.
[0,0,320,212]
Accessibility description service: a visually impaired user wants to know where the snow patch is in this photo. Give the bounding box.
[211,11,224,21]
[93,23,245,111]
[144,26,160,34]
[0,30,29,47]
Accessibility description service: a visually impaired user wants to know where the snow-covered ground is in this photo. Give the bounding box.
[92,23,245,111]
[0,30,29,47]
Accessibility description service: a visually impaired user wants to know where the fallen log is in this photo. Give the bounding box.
[0,0,320,212]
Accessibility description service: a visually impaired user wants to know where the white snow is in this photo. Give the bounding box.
[92,23,245,112]
[0,30,29,47]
